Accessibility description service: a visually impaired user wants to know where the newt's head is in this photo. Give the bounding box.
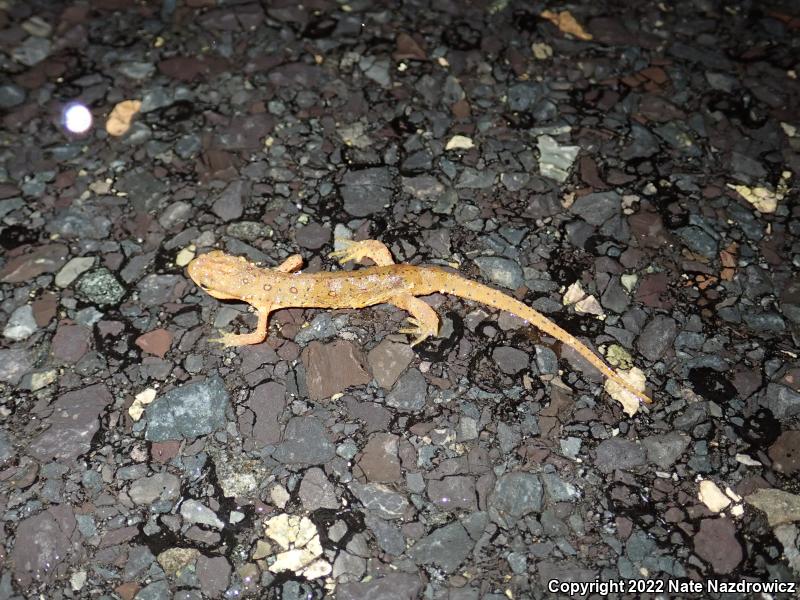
[187,250,260,300]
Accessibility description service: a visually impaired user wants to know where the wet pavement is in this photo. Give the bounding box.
[1,0,799,598]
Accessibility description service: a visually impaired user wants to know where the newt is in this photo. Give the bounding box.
[187,239,653,406]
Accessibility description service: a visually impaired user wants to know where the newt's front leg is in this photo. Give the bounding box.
[210,308,270,347]
[391,294,439,347]
[329,239,395,267]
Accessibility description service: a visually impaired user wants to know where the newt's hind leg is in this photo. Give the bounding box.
[276,254,304,273]
[390,294,439,347]
[210,309,270,347]
[329,239,395,267]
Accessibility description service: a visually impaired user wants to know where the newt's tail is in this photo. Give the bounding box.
[427,268,653,406]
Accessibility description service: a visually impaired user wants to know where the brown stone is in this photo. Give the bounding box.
[768,431,800,475]
[693,518,742,574]
[135,329,174,358]
[301,340,371,401]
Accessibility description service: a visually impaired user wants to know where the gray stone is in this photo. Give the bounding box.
[642,431,690,469]
[28,384,112,462]
[145,376,230,441]
[637,315,677,361]
[299,467,338,511]
[212,180,246,221]
[676,226,718,258]
[348,482,409,520]
[3,304,37,341]
[489,472,543,524]
[137,274,182,306]
[134,580,170,600]
[272,416,335,464]
[75,268,126,306]
[542,472,580,502]
[364,513,405,555]
[0,429,15,464]
[336,573,423,600]
[571,192,621,226]
[622,123,660,160]
[474,256,524,289]
[407,521,471,573]
[12,36,51,66]
[492,346,529,374]
[12,505,79,587]
[594,438,646,473]
[341,167,393,217]
[385,368,427,412]
[128,473,181,505]
[180,499,224,528]
[537,135,579,182]
[367,339,415,389]
[0,83,25,108]
[761,384,800,420]
[456,167,495,189]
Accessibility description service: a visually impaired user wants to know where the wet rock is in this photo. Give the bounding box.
[456,167,495,189]
[768,431,800,475]
[357,433,402,483]
[75,268,126,305]
[145,376,230,441]
[272,416,335,465]
[12,505,80,587]
[693,518,742,574]
[181,499,224,528]
[489,472,543,525]
[55,256,95,288]
[212,180,246,221]
[492,346,529,374]
[571,191,620,225]
[159,201,192,229]
[344,398,392,434]
[367,339,414,388]
[385,368,427,412]
[348,482,409,520]
[0,244,68,282]
[28,383,111,462]
[0,348,32,384]
[622,123,660,159]
[676,226,718,258]
[745,488,800,527]
[51,322,92,363]
[541,472,580,502]
[135,329,173,358]
[0,429,14,464]
[636,315,677,361]
[474,256,524,289]
[341,167,393,216]
[642,431,691,469]
[0,83,25,108]
[537,135,580,182]
[3,304,37,341]
[295,223,331,250]
[364,513,405,555]
[299,467,339,511]
[243,381,286,446]
[128,473,181,505]
[301,340,371,401]
[336,572,423,600]
[12,36,51,66]
[427,475,478,510]
[594,438,646,473]
[761,384,800,420]
[196,555,230,596]
[137,274,184,306]
[407,522,471,573]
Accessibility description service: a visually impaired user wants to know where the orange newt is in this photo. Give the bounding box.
[187,239,653,406]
